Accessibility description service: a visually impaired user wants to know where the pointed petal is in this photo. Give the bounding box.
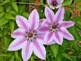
[53,32,63,45]
[56,4,62,8]
[45,6,54,22]
[44,32,54,45]
[16,16,29,31]
[54,7,65,22]
[47,0,52,5]
[47,0,54,9]
[60,28,74,40]
[33,40,46,60]
[57,0,64,4]
[29,9,39,30]
[8,37,26,51]
[48,40,56,45]
[11,28,25,38]
[39,26,49,32]
[61,21,75,28]
[41,19,51,27]
[22,41,33,61]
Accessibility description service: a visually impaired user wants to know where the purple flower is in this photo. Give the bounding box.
[47,0,64,9]
[39,6,75,45]
[8,9,46,61]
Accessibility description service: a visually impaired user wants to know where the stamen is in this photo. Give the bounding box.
[50,23,59,32]
[25,31,37,41]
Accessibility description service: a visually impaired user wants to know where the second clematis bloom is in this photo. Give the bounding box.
[47,0,64,9]
[8,9,46,61]
[39,6,75,45]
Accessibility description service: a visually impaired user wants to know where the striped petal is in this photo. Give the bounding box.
[45,32,54,45]
[57,0,64,4]
[61,21,75,28]
[11,28,25,38]
[22,41,33,61]
[16,16,29,31]
[54,7,65,22]
[60,28,74,40]
[8,37,26,51]
[33,40,46,60]
[53,31,63,45]
[29,9,39,30]
[39,26,49,32]
[45,6,54,22]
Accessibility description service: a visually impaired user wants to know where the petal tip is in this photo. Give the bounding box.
[8,46,13,51]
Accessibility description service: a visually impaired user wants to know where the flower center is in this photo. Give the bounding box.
[51,0,57,6]
[28,32,34,38]
[25,31,37,41]
[50,23,59,32]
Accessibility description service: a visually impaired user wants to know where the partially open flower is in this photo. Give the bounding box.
[47,0,64,9]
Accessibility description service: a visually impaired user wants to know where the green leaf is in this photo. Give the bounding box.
[0,18,9,27]
[11,2,18,13]
[0,0,9,5]
[62,53,72,60]
[63,0,72,6]
[50,44,59,57]
[77,5,81,11]
[69,26,81,40]
[9,21,15,32]
[10,56,14,61]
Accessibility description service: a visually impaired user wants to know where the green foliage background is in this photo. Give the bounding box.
[0,0,81,61]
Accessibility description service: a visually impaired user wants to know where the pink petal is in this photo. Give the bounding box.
[56,4,62,8]
[47,0,52,5]
[45,6,54,22]
[57,0,64,4]
[11,28,25,38]
[61,21,75,28]
[33,40,46,60]
[16,16,29,31]
[48,40,56,45]
[41,19,51,27]
[54,7,65,22]
[8,37,26,51]
[37,35,44,40]
[53,32,63,45]
[28,9,39,30]
[22,41,33,61]
[45,32,54,45]
[39,26,49,32]
[36,32,46,44]
[47,0,54,9]
[60,28,74,40]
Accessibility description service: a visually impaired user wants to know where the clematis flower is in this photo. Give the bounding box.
[39,6,75,45]
[8,9,46,61]
[47,0,64,9]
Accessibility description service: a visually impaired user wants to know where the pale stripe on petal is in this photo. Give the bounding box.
[45,6,54,22]
[55,7,65,22]
[61,21,75,28]
[8,37,26,51]
[16,16,29,31]
[22,41,33,61]
[28,9,39,30]
[53,31,63,45]
[45,32,54,45]
[11,28,25,38]
[60,28,74,40]
[33,40,46,60]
